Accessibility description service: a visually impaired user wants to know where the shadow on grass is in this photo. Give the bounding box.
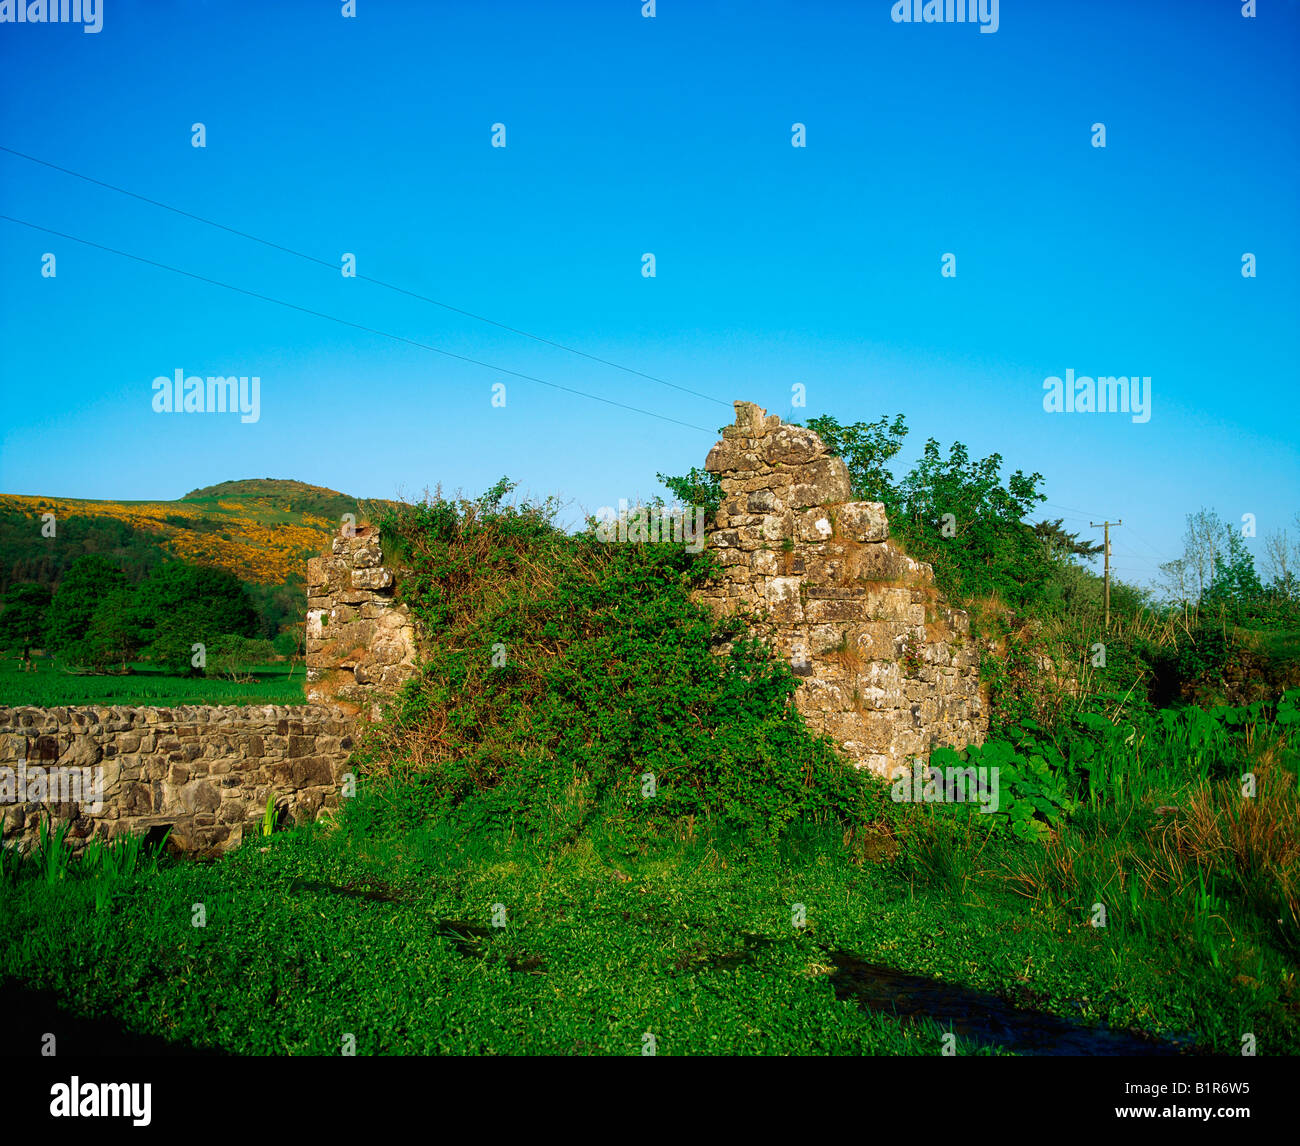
[827,951,1199,1057]
[1,979,223,1056]
[435,919,544,973]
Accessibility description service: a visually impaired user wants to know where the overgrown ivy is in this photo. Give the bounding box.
[362,482,872,843]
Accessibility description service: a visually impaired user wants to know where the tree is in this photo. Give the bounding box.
[1032,519,1104,560]
[787,412,1050,607]
[244,577,309,640]
[894,438,1048,607]
[1158,556,1194,608]
[134,561,259,659]
[1201,530,1264,618]
[800,413,908,510]
[44,555,127,653]
[1260,513,1300,592]
[656,466,723,518]
[273,623,307,679]
[1178,508,1233,603]
[76,587,141,673]
[0,582,52,666]
[145,603,220,674]
[208,634,278,681]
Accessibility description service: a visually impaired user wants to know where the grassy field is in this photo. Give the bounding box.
[0,656,305,707]
[3,495,1296,1056]
[3,696,1296,1056]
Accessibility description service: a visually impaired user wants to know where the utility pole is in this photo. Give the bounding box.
[1090,519,1123,629]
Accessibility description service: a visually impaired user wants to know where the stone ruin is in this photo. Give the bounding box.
[1,405,991,857]
[696,401,987,775]
[301,402,989,776]
[305,526,417,718]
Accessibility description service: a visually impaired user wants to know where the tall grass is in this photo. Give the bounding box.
[36,817,71,885]
[10,825,171,912]
[989,691,1300,963]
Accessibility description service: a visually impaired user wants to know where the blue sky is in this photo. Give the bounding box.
[1,0,1297,590]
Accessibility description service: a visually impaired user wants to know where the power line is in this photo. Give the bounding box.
[0,144,731,409]
[1110,555,1163,570]
[0,214,716,434]
[1041,501,1100,522]
[1121,526,1172,565]
[1042,497,1173,564]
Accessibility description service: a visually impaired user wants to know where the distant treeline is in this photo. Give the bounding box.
[0,506,307,647]
[0,554,303,674]
[0,508,163,590]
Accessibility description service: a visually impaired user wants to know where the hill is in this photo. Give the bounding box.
[181,478,363,523]
[0,478,380,593]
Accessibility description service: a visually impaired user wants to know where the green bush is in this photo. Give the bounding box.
[928,736,1076,842]
[359,482,868,843]
[656,466,723,521]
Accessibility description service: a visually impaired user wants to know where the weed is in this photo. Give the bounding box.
[36,818,71,885]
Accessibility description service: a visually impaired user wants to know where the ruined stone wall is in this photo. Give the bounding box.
[305,526,417,718]
[0,423,991,858]
[0,705,354,856]
[0,527,419,858]
[698,401,987,776]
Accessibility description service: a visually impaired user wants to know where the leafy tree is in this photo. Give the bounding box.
[75,587,141,672]
[656,467,723,519]
[272,628,303,658]
[1171,508,1233,604]
[0,581,52,664]
[146,603,223,674]
[273,623,307,678]
[134,561,258,657]
[784,413,1048,607]
[1158,556,1194,608]
[208,634,278,681]
[893,439,1048,607]
[1201,531,1264,617]
[44,555,127,652]
[1032,518,1104,560]
[244,577,308,640]
[1260,513,1300,592]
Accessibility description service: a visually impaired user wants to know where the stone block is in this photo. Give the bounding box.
[291,756,336,787]
[797,510,835,543]
[785,458,852,507]
[761,424,823,466]
[836,501,889,542]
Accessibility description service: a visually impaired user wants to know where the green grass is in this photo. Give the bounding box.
[0,656,305,707]
[3,741,1296,1057]
[3,485,1296,1055]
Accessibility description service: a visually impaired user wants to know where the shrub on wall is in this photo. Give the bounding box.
[358,482,870,842]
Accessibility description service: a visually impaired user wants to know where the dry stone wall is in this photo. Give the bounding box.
[0,524,419,858]
[0,705,354,856]
[698,401,987,775]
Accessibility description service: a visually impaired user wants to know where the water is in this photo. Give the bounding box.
[827,950,1196,1056]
